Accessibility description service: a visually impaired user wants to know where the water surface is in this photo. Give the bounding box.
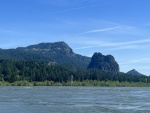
[0,87,149,113]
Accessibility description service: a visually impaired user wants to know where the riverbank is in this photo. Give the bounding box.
[0,80,150,87]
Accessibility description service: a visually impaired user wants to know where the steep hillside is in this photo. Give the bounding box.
[0,41,90,70]
[88,52,119,74]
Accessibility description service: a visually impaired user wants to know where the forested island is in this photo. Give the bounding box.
[0,42,149,86]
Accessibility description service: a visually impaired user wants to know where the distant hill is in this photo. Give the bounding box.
[0,41,120,73]
[0,42,149,84]
[88,52,119,74]
[126,69,145,76]
[0,41,90,70]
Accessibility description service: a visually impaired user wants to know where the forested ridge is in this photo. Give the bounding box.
[0,59,149,85]
[0,42,90,70]
[0,42,149,86]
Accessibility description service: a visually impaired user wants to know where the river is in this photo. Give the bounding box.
[0,87,149,113]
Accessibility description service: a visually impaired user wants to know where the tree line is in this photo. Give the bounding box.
[0,59,149,84]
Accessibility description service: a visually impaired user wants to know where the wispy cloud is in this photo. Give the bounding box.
[51,5,97,14]
[85,27,120,33]
[120,57,150,65]
[64,26,120,37]
[50,2,112,14]
[107,38,150,46]
[106,45,137,51]
[75,38,150,50]
[75,45,99,50]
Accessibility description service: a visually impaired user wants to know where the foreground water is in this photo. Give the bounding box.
[0,87,150,113]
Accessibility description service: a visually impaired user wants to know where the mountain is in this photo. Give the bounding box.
[127,69,145,76]
[88,52,119,74]
[0,41,90,70]
[0,42,120,73]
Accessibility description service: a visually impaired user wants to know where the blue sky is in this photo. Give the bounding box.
[0,0,150,75]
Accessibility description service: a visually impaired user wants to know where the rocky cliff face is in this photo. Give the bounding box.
[88,52,119,74]
[23,41,73,55]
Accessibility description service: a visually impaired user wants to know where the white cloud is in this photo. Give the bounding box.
[106,45,137,51]
[85,27,120,33]
[75,45,98,50]
[65,26,120,37]
[75,38,150,50]
[120,57,150,65]
[50,4,98,14]
[46,1,113,14]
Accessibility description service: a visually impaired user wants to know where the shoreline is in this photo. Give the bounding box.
[0,80,150,87]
